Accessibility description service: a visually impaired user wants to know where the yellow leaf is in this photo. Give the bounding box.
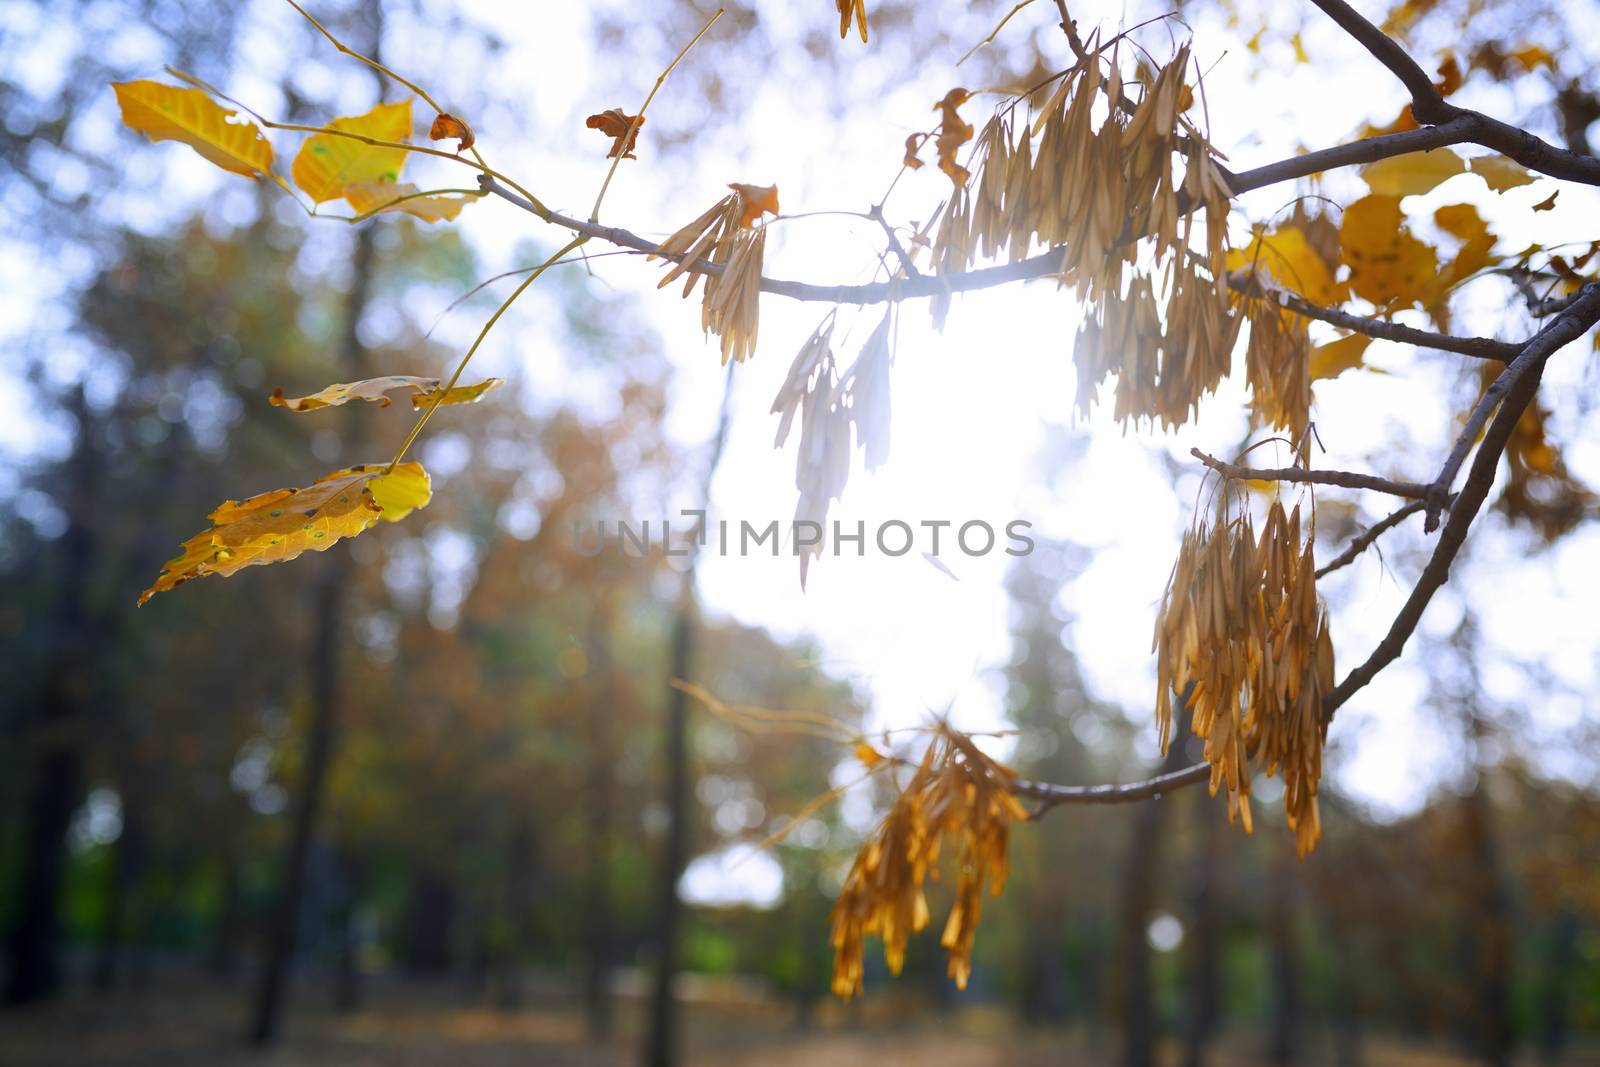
[410,377,504,409]
[291,100,413,205]
[368,463,432,523]
[1433,203,1489,241]
[1510,45,1555,71]
[1339,195,1439,308]
[344,180,473,223]
[270,375,503,412]
[1468,155,1537,193]
[270,375,440,411]
[1290,32,1310,63]
[137,463,429,605]
[1226,225,1346,306]
[1359,148,1464,197]
[112,81,274,179]
[1309,333,1373,380]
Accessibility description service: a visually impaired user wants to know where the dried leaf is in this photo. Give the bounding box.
[933,88,974,187]
[903,133,925,170]
[585,108,645,159]
[836,0,868,42]
[342,180,473,222]
[1532,190,1559,212]
[429,112,475,152]
[1359,147,1464,197]
[270,375,502,411]
[291,100,413,205]
[728,182,780,228]
[138,463,430,605]
[112,81,274,179]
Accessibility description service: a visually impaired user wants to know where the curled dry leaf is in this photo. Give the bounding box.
[933,88,974,187]
[269,375,502,412]
[291,99,413,205]
[343,181,474,222]
[728,182,780,228]
[429,112,475,153]
[112,81,274,179]
[903,133,926,170]
[585,108,645,159]
[138,463,431,605]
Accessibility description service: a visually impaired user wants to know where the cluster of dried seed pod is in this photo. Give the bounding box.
[1154,494,1334,856]
[922,42,1241,428]
[829,726,1029,998]
[651,183,778,365]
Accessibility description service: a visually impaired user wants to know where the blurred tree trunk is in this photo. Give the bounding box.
[1181,789,1223,1067]
[583,596,617,1041]
[1116,701,1194,1067]
[1458,783,1513,1067]
[3,387,99,1006]
[91,784,146,992]
[643,369,734,1067]
[249,221,377,1045]
[402,867,459,973]
[1536,911,1578,1064]
[333,852,365,1012]
[1266,844,1301,1066]
[209,841,243,977]
[495,818,538,1010]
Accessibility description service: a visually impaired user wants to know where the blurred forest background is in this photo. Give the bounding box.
[3,0,1600,1064]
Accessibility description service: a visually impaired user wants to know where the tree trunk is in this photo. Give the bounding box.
[1181,789,1223,1067]
[643,370,734,1067]
[4,388,98,1006]
[582,598,617,1042]
[249,221,377,1045]
[91,794,146,992]
[1116,703,1194,1067]
[495,819,537,1010]
[1536,911,1578,1064]
[1266,844,1301,1067]
[1459,787,1514,1067]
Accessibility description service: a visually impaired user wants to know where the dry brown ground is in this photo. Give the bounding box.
[1,975,1595,1066]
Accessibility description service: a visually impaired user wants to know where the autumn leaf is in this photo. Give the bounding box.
[270,375,502,411]
[410,378,504,408]
[903,133,925,170]
[853,740,885,767]
[585,108,645,159]
[428,112,475,152]
[1429,203,1497,303]
[343,180,473,222]
[1340,194,1439,308]
[112,81,274,179]
[1359,147,1464,197]
[292,99,413,205]
[728,182,780,228]
[1532,190,1558,212]
[137,463,430,605]
[933,88,974,187]
[1468,155,1537,192]
[1433,54,1463,96]
[1226,225,1346,306]
[1309,333,1373,380]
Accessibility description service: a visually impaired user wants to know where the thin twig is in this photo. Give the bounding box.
[1314,500,1426,578]
[1015,762,1211,815]
[590,7,723,222]
[1191,448,1434,500]
[867,204,922,278]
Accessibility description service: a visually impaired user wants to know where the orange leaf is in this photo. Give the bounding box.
[728,182,780,227]
[586,108,645,159]
[1340,195,1439,308]
[342,180,474,222]
[1532,190,1558,212]
[429,112,475,153]
[933,88,973,187]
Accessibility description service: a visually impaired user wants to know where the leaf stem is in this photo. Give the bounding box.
[386,234,589,472]
[589,7,724,223]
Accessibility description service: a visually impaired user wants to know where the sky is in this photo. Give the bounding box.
[3,0,1598,902]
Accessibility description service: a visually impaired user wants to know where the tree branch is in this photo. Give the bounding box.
[1191,448,1433,500]
[1014,761,1211,816]
[1314,499,1426,578]
[1239,278,1518,362]
[1324,284,1600,719]
[1305,0,1600,185]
